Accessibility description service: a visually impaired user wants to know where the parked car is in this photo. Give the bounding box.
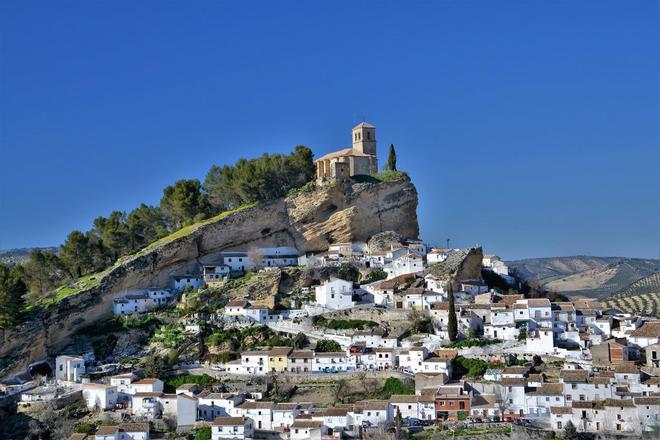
[402,368,415,376]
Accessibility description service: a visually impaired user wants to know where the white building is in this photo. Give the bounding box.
[130,378,164,395]
[239,401,274,430]
[241,351,270,375]
[403,288,444,310]
[398,347,428,373]
[426,248,449,264]
[55,355,85,383]
[204,264,230,285]
[82,383,117,410]
[272,403,302,431]
[315,277,354,310]
[290,420,326,440]
[424,274,446,294]
[313,351,354,373]
[384,252,424,279]
[173,274,201,292]
[198,392,245,420]
[220,252,250,273]
[212,416,254,440]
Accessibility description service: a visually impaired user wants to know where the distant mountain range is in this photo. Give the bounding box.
[507,256,660,299]
[0,247,59,265]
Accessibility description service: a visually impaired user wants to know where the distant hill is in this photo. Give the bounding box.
[602,273,660,318]
[507,256,659,299]
[0,247,59,265]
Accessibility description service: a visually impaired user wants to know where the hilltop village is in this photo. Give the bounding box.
[2,125,659,439]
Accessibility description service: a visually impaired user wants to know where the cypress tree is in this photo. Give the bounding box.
[447,279,458,342]
[387,144,397,171]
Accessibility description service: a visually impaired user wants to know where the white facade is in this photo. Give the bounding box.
[315,277,354,310]
[82,383,117,410]
[212,417,254,440]
[55,355,85,383]
[241,351,270,375]
[385,252,424,279]
[173,275,201,292]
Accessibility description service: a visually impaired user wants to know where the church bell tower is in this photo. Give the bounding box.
[352,122,376,156]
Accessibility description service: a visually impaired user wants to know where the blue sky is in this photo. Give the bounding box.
[0,0,658,260]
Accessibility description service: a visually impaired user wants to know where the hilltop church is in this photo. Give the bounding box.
[315,122,379,182]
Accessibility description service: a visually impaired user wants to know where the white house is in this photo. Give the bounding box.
[424,274,446,294]
[212,416,254,440]
[198,392,245,420]
[241,350,270,375]
[313,351,354,373]
[173,274,201,292]
[82,383,117,410]
[259,246,300,268]
[627,321,660,348]
[130,378,164,395]
[224,299,249,317]
[315,277,354,310]
[385,252,424,279]
[239,401,274,430]
[113,293,151,315]
[55,355,85,383]
[146,288,174,306]
[94,423,150,440]
[272,403,302,431]
[460,280,489,295]
[358,400,392,426]
[204,264,230,285]
[220,252,250,273]
[403,288,444,310]
[426,248,449,264]
[398,346,428,373]
[290,420,326,440]
[243,306,270,323]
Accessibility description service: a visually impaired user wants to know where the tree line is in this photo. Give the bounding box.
[0,146,315,322]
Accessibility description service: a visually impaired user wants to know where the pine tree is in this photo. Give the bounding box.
[387,144,397,171]
[562,420,579,440]
[394,406,403,439]
[447,279,458,342]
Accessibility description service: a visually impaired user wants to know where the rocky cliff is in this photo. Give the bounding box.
[0,178,419,375]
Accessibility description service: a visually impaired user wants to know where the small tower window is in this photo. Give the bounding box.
[367,132,371,140]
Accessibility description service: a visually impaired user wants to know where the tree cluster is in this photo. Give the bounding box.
[15,146,315,306]
[0,264,27,327]
[204,146,314,211]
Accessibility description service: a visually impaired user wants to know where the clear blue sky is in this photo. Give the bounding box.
[1,0,658,260]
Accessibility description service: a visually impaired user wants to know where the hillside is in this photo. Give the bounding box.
[507,256,658,298]
[602,272,660,317]
[0,177,419,376]
[0,247,59,265]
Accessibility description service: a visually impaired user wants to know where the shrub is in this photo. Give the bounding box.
[315,317,378,330]
[315,339,342,352]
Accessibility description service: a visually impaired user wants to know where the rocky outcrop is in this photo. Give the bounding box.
[427,247,484,282]
[0,178,419,376]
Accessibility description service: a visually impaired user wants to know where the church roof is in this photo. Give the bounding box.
[315,147,373,162]
[353,122,375,129]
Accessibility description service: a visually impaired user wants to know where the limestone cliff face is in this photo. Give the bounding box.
[0,178,418,375]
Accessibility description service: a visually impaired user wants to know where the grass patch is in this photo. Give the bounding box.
[381,377,414,397]
[165,374,217,393]
[351,171,409,184]
[143,202,258,251]
[443,338,502,349]
[314,317,379,330]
